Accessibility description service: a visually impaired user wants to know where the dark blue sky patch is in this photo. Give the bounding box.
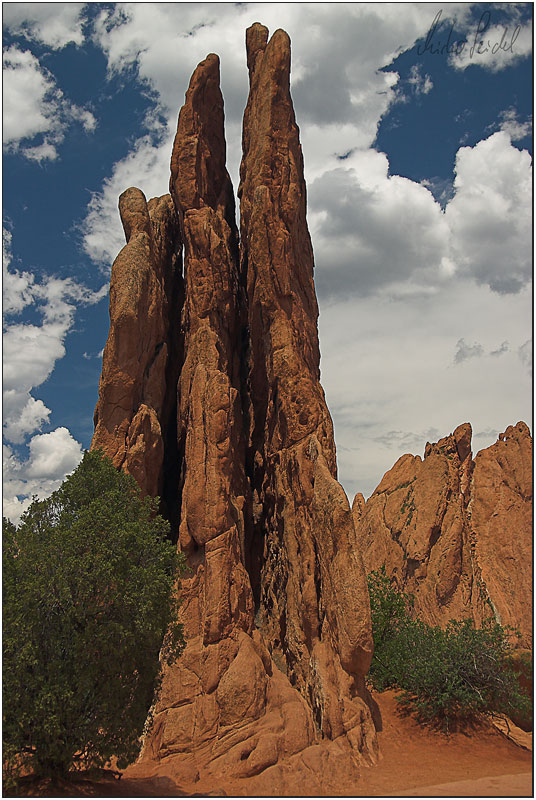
[336,149,356,161]
[375,4,532,203]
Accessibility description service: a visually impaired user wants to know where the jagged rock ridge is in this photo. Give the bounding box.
[92,25,377,795]
[353,422,532,648]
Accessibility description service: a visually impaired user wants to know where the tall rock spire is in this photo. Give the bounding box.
[239,23,374,740]
[169,53,247,567]
[93,25,378,794]
[166,47,254,685]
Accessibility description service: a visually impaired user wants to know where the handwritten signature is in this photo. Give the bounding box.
[417,10,521,59]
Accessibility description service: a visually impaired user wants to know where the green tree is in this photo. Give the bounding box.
[367,566,414,690]
[3,450,186,785]
[367,569,531,731]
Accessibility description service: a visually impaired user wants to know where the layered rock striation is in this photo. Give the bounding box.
[354,422,532,648]
[92,25,376,795]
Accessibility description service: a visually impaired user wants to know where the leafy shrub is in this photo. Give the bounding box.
[367,569,531,731]
[3,450,186,785]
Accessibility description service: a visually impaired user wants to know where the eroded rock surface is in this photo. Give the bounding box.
[92,188,182,503]
[470,422,532,645]
[239,23,374,743]
[94,26,377,795]
[354,422,532,647]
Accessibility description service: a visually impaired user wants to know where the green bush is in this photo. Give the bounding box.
[367,569,531,731]
[3,450,186,785]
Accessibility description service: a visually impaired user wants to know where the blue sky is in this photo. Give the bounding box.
[3,3,532,521]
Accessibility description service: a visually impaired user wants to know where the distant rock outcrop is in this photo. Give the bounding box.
[469,423,532,644]
[354,422,532,648]
[92,25,376,795]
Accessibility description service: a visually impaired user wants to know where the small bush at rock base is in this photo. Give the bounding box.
[367,568,531,731]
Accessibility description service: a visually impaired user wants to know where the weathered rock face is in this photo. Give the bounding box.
[170,53,248,569]
[469,422,532,645]
[92,25,377,795]
[240,23,374,741]
[92,188,182,503]
[354,422,532,648]
[142,53,260,786]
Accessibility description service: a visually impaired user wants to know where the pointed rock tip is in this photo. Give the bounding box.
[270,28,291,47]
[246,22,269,74]
[264,27,291,77]
[196,52,220,73]
[246,21,269,45]
[352,492,366,515]
[453,422,472,463]
[423,423,472,462]
[119,186,146,206]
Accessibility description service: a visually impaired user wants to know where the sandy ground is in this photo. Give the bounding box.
[100,690,534,797]
[348,690,532,797]
[391,772,532,796]
[11,690,532,797]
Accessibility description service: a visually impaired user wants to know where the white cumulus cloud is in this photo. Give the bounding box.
[449,10,532,72]
[3,228,35,314]
[496,107,532,142]
[307,131,532,302]
[26,427,84,479]
[309,149,450,299]
[3,3,86,48]
[445,131,532,294]
[3,47,58,146]
[3,45,97,161]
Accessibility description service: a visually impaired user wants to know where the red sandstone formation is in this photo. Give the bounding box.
[470,422,532,644]
[170,53,248,567]
[141,53,261,787]
[92,22,531,792]
[92,188,182,502]
[93,26,377,794]
[240,22,374,742]
[354,422,532,648]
